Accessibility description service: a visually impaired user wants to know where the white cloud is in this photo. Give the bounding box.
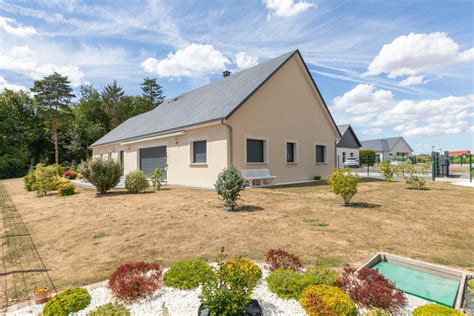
[365,32,474,86]
[362,128,382,136]
[398,75,425,87]
[332,83,394,114]
[0,76,27,92]
[142,43,230,78]
[333,84,474,137]
[0,16,37,37]
[235,52,259,70]
[0,46,84,86]
[263,0,314,17]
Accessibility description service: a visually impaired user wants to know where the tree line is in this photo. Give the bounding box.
[0,72,165,179]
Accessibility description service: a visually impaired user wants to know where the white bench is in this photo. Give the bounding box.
[240,169,276,187]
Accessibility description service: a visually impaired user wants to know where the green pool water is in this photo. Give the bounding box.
[373,261,460,307]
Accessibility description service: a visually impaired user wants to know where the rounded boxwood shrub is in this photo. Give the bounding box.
[56,178,76,196]
[301,267,339,287]
[266,268,305,299]
[109,262,162,302]
[163,259,214,290]
[87,302,130,316]
[42,288,91,316]
[23,172,36,191]
[125,170,149,193]
[265,248,302,271]
[412,304,464,315]
[299,285,357,316]
[79,158,122,194]
[222,257,262,289]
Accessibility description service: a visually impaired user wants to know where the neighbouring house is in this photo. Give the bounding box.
[90,50,340,188]
[360,137,414,162]
[336,124,361,167]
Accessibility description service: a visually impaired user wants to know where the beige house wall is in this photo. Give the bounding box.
[92,123,228,188]
[227,54,338,183]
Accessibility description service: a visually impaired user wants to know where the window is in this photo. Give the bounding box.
[286,142,296,163]
[342,152,346,162]
[119,150,124,176]
[192,140,207,163]
[108,152,112,160]
[246,139,265,163]
[315,145,326,163]
[350,152,354,158]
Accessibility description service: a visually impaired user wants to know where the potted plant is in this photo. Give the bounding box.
[33,287,51,304]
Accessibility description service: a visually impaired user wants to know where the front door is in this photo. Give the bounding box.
[139,146,167,179]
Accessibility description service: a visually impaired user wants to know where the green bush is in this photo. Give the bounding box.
[50,163,65,177]
[396,162,429,190]
[360,149,376,167]
[87,302,130,316]
[214,166,247,211]
[314,175,321,180]
[328,167,360,206]
[200,248,258,315]
[42,288,91,316]
[380,161,395,182]
[266,267,339,299]
[79,158,122,194]
[150,167,165,190]
[57,178,76,196]
[163,259,214,290]
[23,172,36,191]
[32,164,59,196]
[299,285,357,316]
[125,170,149,193]
[363,308,391,316]
[412,304,463,315]
[266,268,305,299]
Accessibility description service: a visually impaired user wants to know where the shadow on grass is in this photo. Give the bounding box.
[265,181,327,190]
[349,202,381,209]
[231,205,264,212]
[94,190,156,197]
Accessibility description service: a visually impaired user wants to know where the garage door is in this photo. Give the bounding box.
[139,146,167,179]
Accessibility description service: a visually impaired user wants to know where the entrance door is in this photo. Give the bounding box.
[139,146,167,179]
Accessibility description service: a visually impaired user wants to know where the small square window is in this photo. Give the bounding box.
[287,142,296,163]
[192,140,207,163]
[247,139,265,163]
[316,145,326,163]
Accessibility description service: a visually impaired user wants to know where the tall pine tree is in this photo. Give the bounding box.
[141,77,165,108]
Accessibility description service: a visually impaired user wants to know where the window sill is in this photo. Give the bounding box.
[315,162,327,165]
[190,163,208,167]
[286,162,298,165]
[245,162,267,165]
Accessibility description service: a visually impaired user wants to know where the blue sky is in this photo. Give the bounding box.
[0,0,472,153]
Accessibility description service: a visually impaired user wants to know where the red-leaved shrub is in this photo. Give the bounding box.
[109,262,162,302]
[336,265,407,312]
[265,248,302,271]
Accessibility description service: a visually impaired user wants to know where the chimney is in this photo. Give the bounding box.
[223,70,231,78]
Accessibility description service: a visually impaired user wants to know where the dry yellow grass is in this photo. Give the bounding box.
[1,177,473,301]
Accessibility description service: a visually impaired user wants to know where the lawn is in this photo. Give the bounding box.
[1,177,473,305]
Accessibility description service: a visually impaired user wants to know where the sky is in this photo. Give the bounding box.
[0,0,473,153]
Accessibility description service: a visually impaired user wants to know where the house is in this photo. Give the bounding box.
[360,137,414,162]
[336,124,361,167]
[90,50,340,188]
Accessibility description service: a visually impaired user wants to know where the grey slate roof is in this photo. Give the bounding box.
[337,124,350,136]
[360,137,413,152]
[91,50,297,147]
[337,124,362,148]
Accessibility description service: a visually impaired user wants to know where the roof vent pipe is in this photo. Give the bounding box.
[223,70,231,77]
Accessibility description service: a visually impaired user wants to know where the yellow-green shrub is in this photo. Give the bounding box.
[412,304,463,315]
[125,170,149,193]
[163,259,214,289]
[42,288,90,316]
[299,285,357,316]
[222,257,262,289]
[23,172,36,191]
[328,168,360,206]
[57,178,76,196]
[32,164,58,196]
[87,302,130,316]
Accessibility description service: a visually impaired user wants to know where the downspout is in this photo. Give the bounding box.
[335,138,340,168]
[221,119,233,165]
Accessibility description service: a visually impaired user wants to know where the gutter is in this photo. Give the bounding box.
[221,119,233,165]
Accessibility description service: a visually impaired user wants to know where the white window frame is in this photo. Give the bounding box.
[189,136,208,166]
[244,135,269,165]
[285,139,298,164]
[314,143,328,165]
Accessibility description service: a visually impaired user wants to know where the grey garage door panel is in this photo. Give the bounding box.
[140,146,167,178]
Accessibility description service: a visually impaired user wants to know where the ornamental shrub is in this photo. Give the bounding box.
[380,161,395,182]
[109,262,162,302]
[32,164,58,196]
[397,161,430,190]
[337,265,406,313]
[63,170,78,179]
[57,178,76,196]
[150,167,165,190]
[42,288,91,316]
[363,308,391,316]
[412,304,464,315]
[301,267,339,288]
[50,163,65,177]
[299,285,357,316]
[214,166,247,211]
[266,248,302,271]
[266,268,305,299]
[125,170,149,193]
[79,158,122,194]
[23,172,36,191]
[327,167,360,206]
[163,259,214,290]
[200,248,257,315]
[87,302,130,316]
